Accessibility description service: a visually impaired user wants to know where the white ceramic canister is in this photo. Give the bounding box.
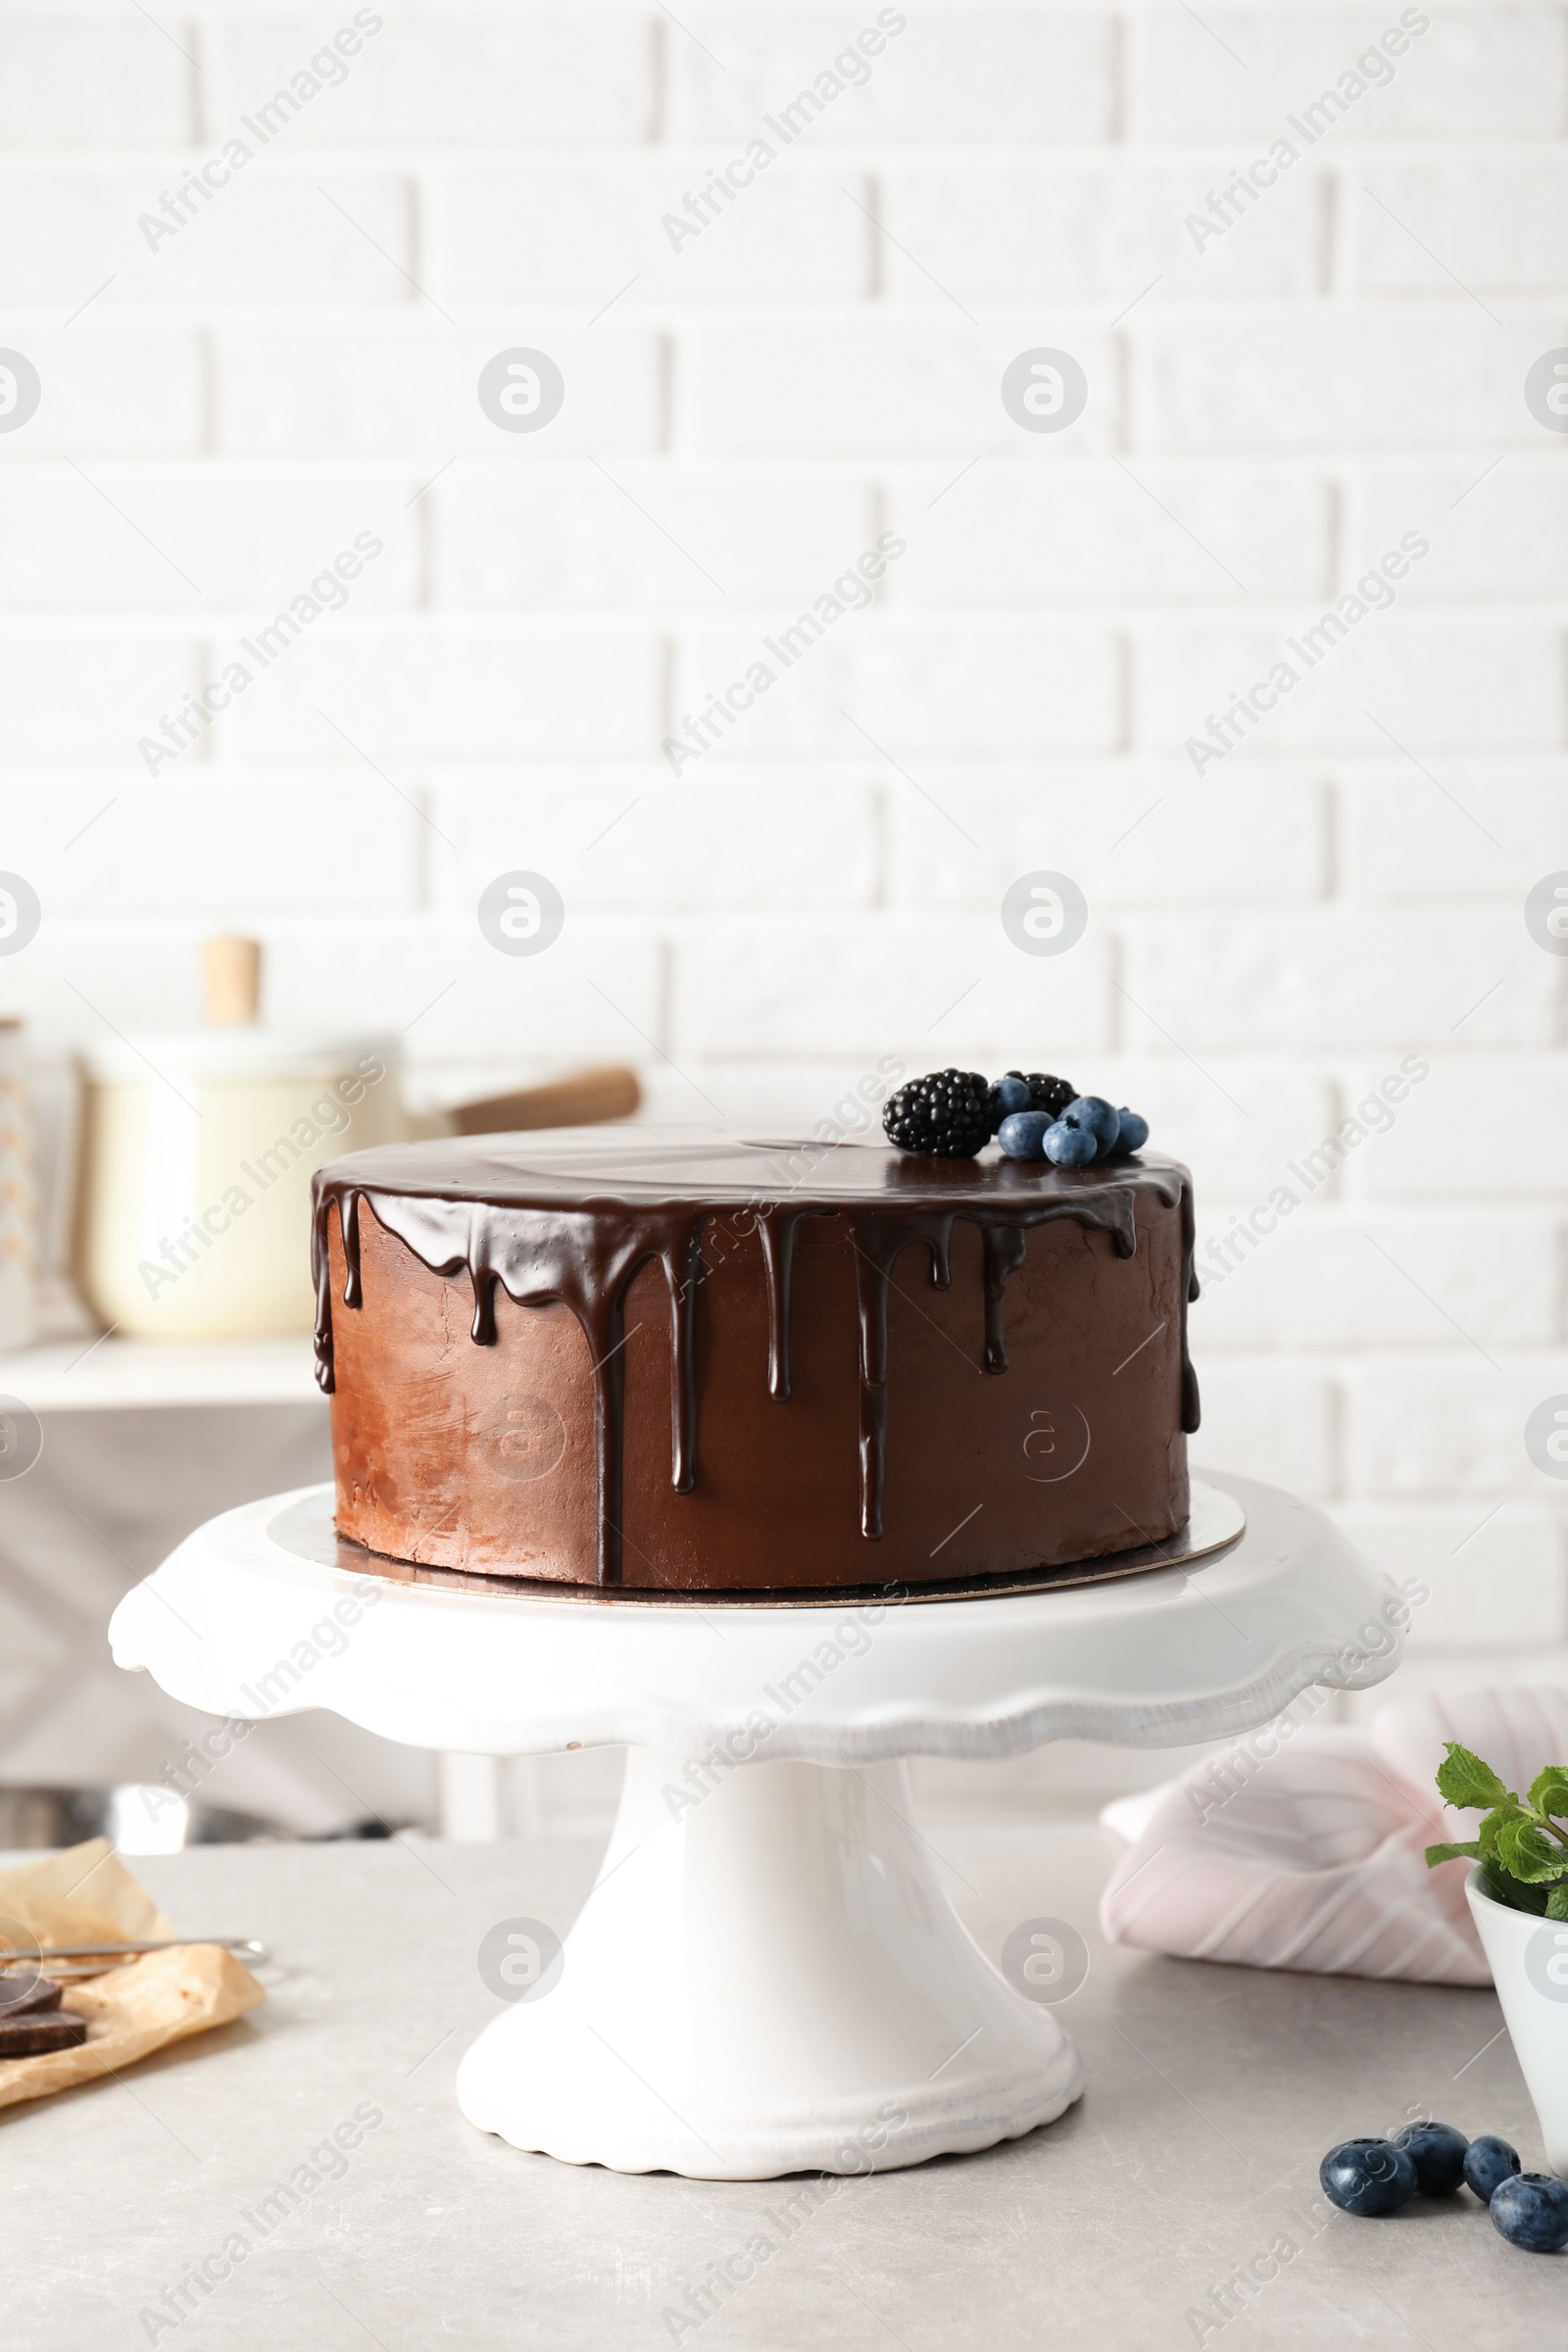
[74,1029,401,1341]
[1466,1869,1568,2177]
[0,1018,39,1349]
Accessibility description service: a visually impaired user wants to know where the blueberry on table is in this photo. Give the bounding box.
[1319,2138,1419,2217]
[1490,2173,1568,2252]
[1393,2121,1469,2196]
[1043,1121,1098,1167]
[1109,1107,1150,1154]
[997,1111,1052,1161]
[1464,2134,1523,2202]
[1059,1096,1120,1157]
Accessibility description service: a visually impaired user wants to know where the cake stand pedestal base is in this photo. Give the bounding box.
[109,1472,1403,2180]
[457,1747,1080,2179]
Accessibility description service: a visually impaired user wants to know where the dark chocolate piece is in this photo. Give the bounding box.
[0,1971,62,2017]
[0,2011,86,2055]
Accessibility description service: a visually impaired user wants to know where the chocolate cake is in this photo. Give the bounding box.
[312,1129,1199,1596]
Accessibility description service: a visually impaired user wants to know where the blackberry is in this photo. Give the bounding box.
[883,1069,992,1157]
[985,1069,1075,1133]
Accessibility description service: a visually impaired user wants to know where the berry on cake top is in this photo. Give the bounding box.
[882,1068,1151,1165]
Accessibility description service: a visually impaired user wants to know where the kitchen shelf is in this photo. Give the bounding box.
[0,1332,318,1412]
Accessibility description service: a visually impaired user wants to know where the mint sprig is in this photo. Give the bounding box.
[1425,1739,1568,1919]
[1436,1740,1508,1811]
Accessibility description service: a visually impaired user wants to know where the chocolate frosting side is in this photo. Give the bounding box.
[312,1132,1200,1587]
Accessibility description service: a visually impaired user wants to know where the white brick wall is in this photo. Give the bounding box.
[0,0,1564,1704]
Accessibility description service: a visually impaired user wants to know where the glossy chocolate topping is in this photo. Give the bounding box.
[313,1130,1200,1588]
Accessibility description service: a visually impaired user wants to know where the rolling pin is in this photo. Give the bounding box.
[418,1065,642,1139]
[200,939,641,1138]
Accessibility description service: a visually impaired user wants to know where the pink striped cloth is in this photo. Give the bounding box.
[1099,1687,1568,1984]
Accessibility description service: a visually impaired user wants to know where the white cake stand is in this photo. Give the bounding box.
[108,1470,1401,2181]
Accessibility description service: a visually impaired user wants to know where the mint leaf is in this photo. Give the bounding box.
[1494,1814,1568,1885]
[1436,1741,1509,1812]
[1528,1766,1568,1819]
[1478,1805,1528,1855]
[1425,1841,1481,1868]
[1479,1859,1552,1915]
[1547,1886,1568,1922]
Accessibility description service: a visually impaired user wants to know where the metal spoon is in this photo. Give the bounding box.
[2,1936,269,1980]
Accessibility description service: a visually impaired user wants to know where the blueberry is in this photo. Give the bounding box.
[1393,2121,1469,2196]
[1110,1107,1150,1155]
[1043,1120,1098,1168]
[997,1111,1053,1161]
[1059,1096,1120,1159]
[1464,2134,1522,2202]
[1490,2173,1568,2252]
[1318,2138,1419,2218]
[991,1075,1032,1121]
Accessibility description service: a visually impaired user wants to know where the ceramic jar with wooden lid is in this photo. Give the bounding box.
[74,938,400,1341]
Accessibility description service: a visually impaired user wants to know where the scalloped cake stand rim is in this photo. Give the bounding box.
[107,1469,1402,2180]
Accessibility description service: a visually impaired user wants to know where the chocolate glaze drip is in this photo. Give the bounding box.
[664,1222,704,1494]
[756,1209,799,1401]
[981,1224,1030,1374]
[312,1134,1200,1587]
[1181,1176,1201,1435]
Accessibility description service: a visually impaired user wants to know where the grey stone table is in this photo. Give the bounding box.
[3,1821,1557,2352]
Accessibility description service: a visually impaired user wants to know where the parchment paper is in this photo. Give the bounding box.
[0,1837,266,2112]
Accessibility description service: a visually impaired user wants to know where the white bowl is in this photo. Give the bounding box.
[1466,1867,1568,2177]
